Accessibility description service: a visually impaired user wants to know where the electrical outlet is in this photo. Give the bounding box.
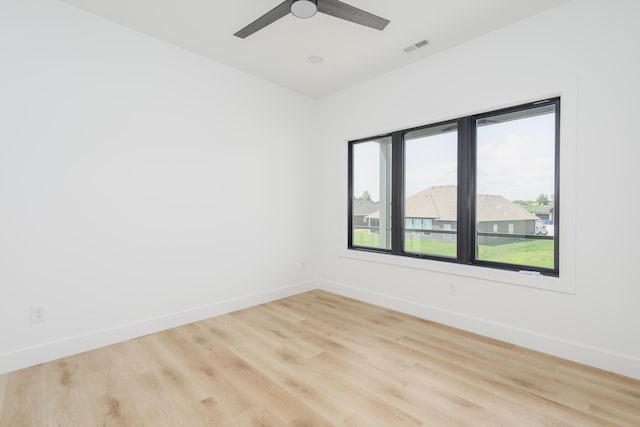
[447,284,457,296]
[30,305,45,323]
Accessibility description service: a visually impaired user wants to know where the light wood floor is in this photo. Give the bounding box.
[1,290,639,426]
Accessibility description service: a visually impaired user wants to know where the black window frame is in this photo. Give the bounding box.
[348,98,560,277]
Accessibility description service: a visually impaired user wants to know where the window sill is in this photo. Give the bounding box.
[341,248,575,294]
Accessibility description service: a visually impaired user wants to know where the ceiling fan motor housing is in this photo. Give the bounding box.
[291,0,318,19]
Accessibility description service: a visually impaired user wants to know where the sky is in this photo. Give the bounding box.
[352,111,556,203]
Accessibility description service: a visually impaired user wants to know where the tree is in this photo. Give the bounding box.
[357,190,372,202]
[536,193,550,206]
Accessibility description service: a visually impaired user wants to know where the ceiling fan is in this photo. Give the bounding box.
[234,0,390,39]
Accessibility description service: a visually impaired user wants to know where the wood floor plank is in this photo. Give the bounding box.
[184,321,334,426]
[0,374,7,418]
[204,318,354,424]
[1,290,639,426]
[0,365,47,427]
[156,325,254,423]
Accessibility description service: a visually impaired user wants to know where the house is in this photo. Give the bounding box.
[532,204,554,224]
[351,199,379,229]
[367,185,538,242]
[475,192,540,243]
[1,0,639,423]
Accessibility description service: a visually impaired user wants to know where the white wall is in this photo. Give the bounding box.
[314,0,640,379]
[0,0,316,373]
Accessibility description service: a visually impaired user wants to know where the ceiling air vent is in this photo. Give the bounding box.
[403,39,429,53]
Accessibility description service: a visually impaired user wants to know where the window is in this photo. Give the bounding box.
[349,137,392,250]
[404,123,458,257]
[348,98,560,276]
[474,103,558,271]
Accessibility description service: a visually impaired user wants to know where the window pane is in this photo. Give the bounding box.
[476,104,556,270]
[404,123,457,257]
[351,137,392,250]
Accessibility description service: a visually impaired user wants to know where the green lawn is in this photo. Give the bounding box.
[521,204,546,213]
[353,230,553,269]
[404,234,457,258]
[478,239,554,269]
[352,230,383,248]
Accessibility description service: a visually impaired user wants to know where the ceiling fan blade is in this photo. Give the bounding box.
[318,0,390,31]
[234,1,290,39]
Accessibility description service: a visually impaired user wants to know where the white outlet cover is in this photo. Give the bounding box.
[30,305,45,323]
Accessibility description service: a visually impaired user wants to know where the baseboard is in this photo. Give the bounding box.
[0,280,316,375]
[5,279,638,380]
[316,279,640,380]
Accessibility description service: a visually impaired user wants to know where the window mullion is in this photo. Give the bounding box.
[468,116,478,264]
[457,117,473,264]
[391,131,404,255]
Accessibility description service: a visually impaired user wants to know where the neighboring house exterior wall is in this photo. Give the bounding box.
[405,218,457,242]
[405,218,535,243]
[353,214,368,228]
[353,216,380,230]
[477,220,535,245]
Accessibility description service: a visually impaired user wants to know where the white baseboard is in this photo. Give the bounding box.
[4,279,638,380]
[316,279,640,380]
[0,280,316,375]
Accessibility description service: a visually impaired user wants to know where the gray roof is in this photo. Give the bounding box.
[405,185,456,221]
[353,199,379,216]
[477,193,538,222]
[531,204,554,214]
[368,185,537,222]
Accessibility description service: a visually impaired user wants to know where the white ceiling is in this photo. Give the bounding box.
[60,0,571,98]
